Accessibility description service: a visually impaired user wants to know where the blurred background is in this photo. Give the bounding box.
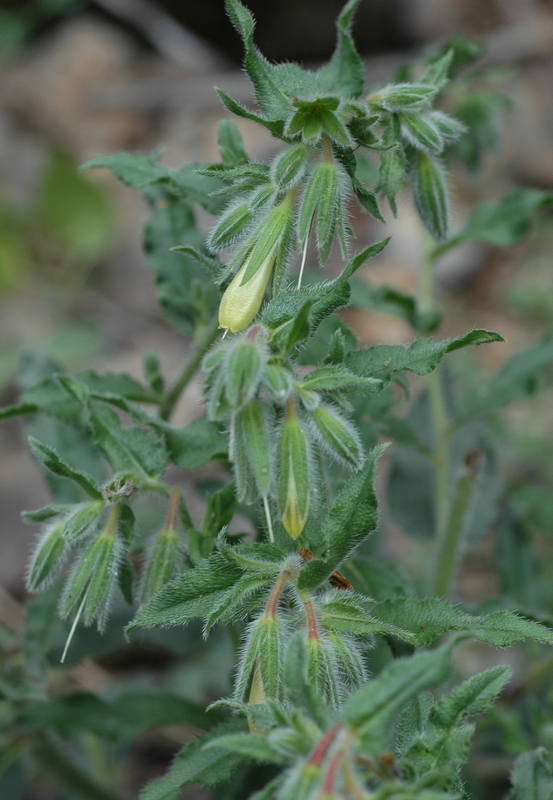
[1,0,553,603]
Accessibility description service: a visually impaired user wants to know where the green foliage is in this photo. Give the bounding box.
[3,4,553,800]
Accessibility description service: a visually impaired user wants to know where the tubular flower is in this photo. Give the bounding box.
[218,248,276,334]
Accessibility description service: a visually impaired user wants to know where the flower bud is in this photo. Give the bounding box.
[264,363,293,404]
[278,399,310,539]
[225,339,263,410]
[219,198,293,334]
[60,506,123,631]
[305,635,340,708]
[208,202,252,251]
[26,521,67,592]
[218,249,276,334]
[270,143,308,190]
[231,400,273,503]
[234,613,284,703]
[140,527,180,603]
[310,403,364,470]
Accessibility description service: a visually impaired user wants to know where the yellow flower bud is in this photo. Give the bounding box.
[218,249,276,334]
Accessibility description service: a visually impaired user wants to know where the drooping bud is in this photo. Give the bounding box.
[310,403,364,470]
[270,143,308,190]
[230,400,273,503]
[225,328,266,410]
[278,398,310,539]
[208,202,252,251]
[234,613,285,703]
[305,634,341,709]
[264,363,294,405]
[218,249,276,334]
[26,521,67,592]
[297,161,341,265]
[60,505,123,631]
[140,487,182,602]
[218,198,293,334]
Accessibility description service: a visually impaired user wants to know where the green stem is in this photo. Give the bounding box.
[161,317,220,420]
[420,233,451,576]
[433,459,478,597]
[32,735,123,800]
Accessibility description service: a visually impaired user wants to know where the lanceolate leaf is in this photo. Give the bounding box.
[317,0,365,98]
[128,552,242,632]
[456,329,553,422]
[81,152,169,189]
[346,329,505,385]
[509,748,553,800]
[140,721,247,800]
[28,438,102,500]
[343,646,452,751]
[298,444,386,590]
[369,597,553,647]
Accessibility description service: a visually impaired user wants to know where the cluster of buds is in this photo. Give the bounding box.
[203,326,366,541]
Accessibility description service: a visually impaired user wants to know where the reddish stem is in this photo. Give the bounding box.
[264,570,290,619]
[322,747,343,794]
[165,486,180,531]
[307,723,342,768]
[303,594,319,641]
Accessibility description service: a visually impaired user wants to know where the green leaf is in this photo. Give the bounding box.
[343,646,452,752]
[300,365,380,394]
[38,151,114,261]
[454,189,553,248]
[128,552,242,632]
[510,748,553,800]
[431,666,511,729]
[28,437,102,499]
[370,598,553,647]
[347,329,505,385]
[0,401,38,420]
[218,119,248,166]
[411,152,449,241]
[17,692,215,742]
[89,403,167,479]
[349,279,441,333]
[205,733,287,764]
[456,329,553,422]
[164,417,227,469]
[144,198,218,337]
[140,721,247,800]
[298,444,386,589]
[225,0,311,119]
[81,152,169,189]
[317,0,364,98]
[169,163,226,215]
[216,89,286,139]
[319,592,412,639]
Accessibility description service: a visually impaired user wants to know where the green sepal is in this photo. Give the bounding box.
[225,341,263,410]
[298,444,386,590]
[278,407,311,539]
[208,202,253,251]
[310,403,364,469]
[231,400,273,501]
[140,528,182,603]
[26,522,68,592]
[271,144,309,190]
[411,152,449,241]
[218,119,249,166]
[28,437,103,500]
[60,529,123,631]
[371,83,438,114]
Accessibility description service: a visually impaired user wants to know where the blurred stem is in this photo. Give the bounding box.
[161,317,220,420]
[32,734,122,800]
[420,234,451,590]
[433,459,478,597]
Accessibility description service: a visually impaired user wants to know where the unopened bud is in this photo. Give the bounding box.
[305,635,340,708]
[140,528,180,602]
[310,404,364,470]
[60,506,123,631]
[225,340,263,410]
[271,143,308,190]
[235,613,284,703]
[27,521,67,592]
[218,249,276,334]
[264,363,293,404]
[279,399,310,539]
[231,400,273,503]
[208,202,252,251]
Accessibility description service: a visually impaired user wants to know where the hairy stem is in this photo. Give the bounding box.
[420,234,452,591]
[434,455,479,597]
[32,734,123,800]
[161,316,220,420]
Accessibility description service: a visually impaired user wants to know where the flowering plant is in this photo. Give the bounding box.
[2,2,553,798]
